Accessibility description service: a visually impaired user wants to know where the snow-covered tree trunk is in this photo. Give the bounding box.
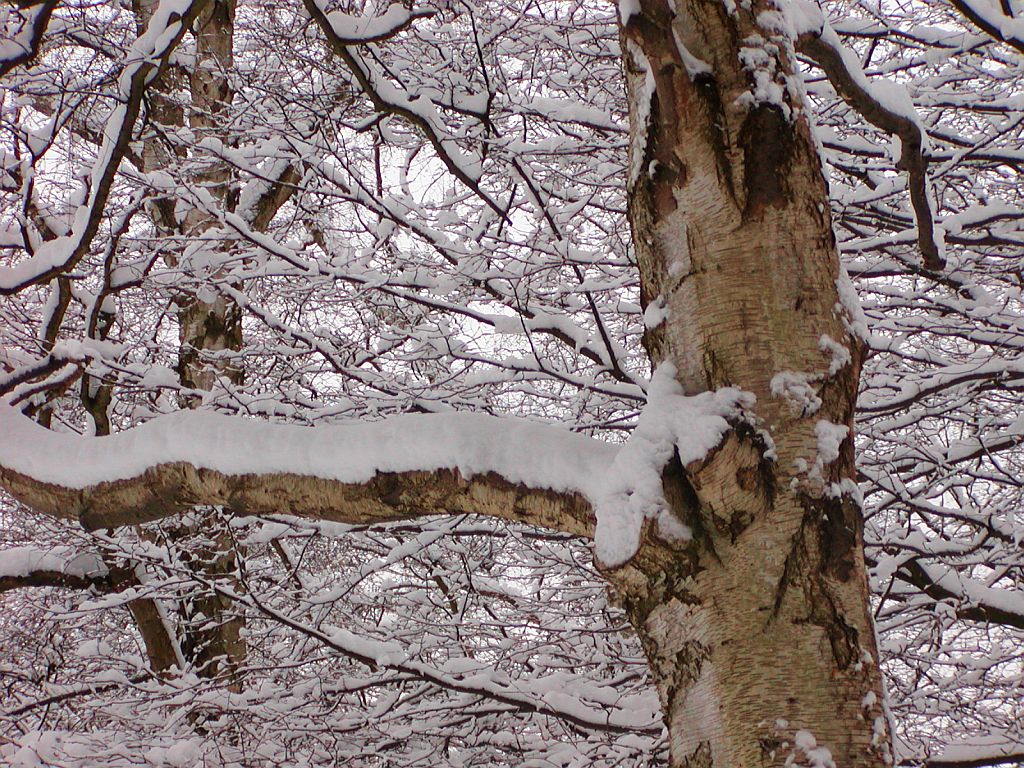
[616,1,890,766]
[134,0,248,688]
[169,0,247,689]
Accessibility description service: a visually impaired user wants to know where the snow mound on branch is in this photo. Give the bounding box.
[0,546,107,579]
[0,406,615,495]
[593,364,750,567]
[0,368,749,569]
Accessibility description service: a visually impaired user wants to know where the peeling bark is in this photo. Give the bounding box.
[0,464,595,539]
[620,0,890,765]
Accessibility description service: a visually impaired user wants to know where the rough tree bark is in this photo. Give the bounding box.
[615,1,890,766]
[166,0,248,691]
[0,0,894,763]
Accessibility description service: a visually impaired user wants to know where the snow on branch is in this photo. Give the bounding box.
[792,0,945,271]
[229,576,664,735]
[0,546,108,593]
[894,558,1024,631]
[947,0,1024,55]
[313,1,434,45]
[595,365,749,565]
[0,406,610,535]
[0,0,210,294]
[301,0,506,219]
[0,0,59,77]
[901,734,1024,768]
[0,370,749,567]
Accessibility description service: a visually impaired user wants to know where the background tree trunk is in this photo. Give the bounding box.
[169,0,247,691]
[133,0,247,690]
[616,1,891,765]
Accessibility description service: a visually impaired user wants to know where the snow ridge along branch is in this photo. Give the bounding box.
[791,0,944,271]
[0,375,748,566]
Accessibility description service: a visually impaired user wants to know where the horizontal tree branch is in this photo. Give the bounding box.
[0,406,606,537]
[0,568,108,594]
[921,755,1024,768]
[0,546,108,594]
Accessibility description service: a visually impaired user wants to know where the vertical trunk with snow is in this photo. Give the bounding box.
[171,0,247,689]
[133,0,247,687]
[616,1,890,765]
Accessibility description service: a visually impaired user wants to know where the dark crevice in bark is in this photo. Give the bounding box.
[685,425,777,549]
[701,347,732,390]
[739,104,794,220]
[693,73,738,204]
[815,493,862,583]
[735,421,779,504]
[773,495,863,670]
[81,307,116,436]
[664,450,712,546]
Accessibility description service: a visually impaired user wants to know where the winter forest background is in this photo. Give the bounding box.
[0,0,1023,765]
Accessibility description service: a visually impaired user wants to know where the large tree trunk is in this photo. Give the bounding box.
[617,1,891,766]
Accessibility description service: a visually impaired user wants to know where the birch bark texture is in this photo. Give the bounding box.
[617,0,891,766]
[0,0,899,763]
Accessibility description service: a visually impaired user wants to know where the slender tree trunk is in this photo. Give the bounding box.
[615,1,891,766]
[133,0,247,689]
[172,0,247,691]
[176,0,244,406]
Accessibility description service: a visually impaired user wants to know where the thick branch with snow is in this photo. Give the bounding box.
[0,367,740,565]
[792,2,944,271]
[0,407,605,536]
